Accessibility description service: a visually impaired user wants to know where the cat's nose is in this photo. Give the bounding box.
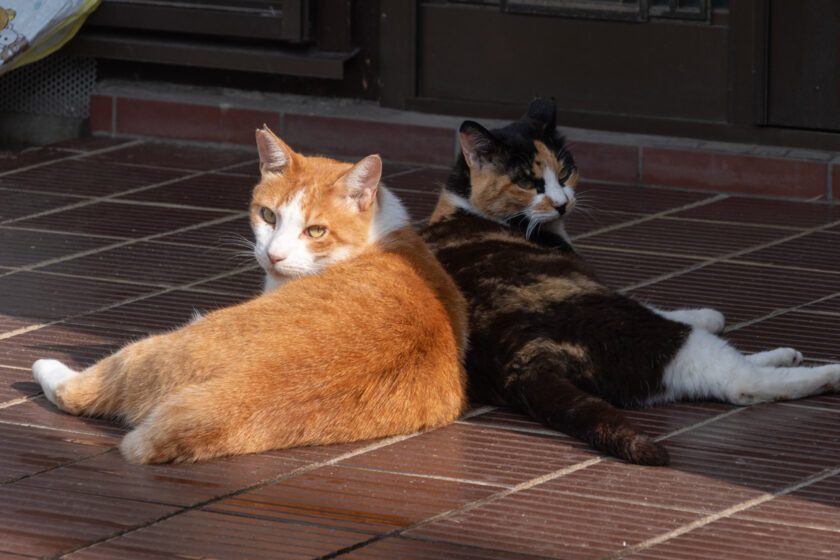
[554,203,567,216]
[268,253,286,264]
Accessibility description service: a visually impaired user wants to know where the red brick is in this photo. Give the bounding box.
[88,94,113,133]
[284,114,455,165]
[643,147,827,198]
[115,98,280,145]
[570,140,638,183]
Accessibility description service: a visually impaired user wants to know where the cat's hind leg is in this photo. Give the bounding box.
[657,328,840,405]
[507,338,669,466]
[746,347,803,367]
[32,357,121,418]
[32,359,79,405]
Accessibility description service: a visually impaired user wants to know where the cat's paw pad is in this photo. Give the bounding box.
[694,309,726,333]
[32,359,78,405]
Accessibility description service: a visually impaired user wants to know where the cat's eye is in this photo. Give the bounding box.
[260,207,277,224]
[557,168,570,182]
[305,225,328,239]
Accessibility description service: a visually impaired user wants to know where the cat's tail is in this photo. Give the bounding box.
[512,375,669,466]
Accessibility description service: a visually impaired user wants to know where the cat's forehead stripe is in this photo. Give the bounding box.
[532,140,565,176]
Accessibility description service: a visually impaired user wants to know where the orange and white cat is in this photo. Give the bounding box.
[32,127,468,463]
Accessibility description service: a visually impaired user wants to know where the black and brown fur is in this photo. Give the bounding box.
[422,99,690,465]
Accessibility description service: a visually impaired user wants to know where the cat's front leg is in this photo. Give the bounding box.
[649,306,725,334]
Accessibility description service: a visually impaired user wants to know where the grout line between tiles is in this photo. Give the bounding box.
[0,153,256,228]
[0,416,122,439]
[619,216,840,293]
[3,446,117,486]
[55,432,423,558]
[318,458,605,560]
[0,139,145,178]
[339,464,511,490]
[571,193,729,242]
[780,402,840,413]
[653,407,744,443]
[0,260,257,343]
[322,403,757,559]
[723,291,840,334]
[0,212,247,284]
[603,465,840,559]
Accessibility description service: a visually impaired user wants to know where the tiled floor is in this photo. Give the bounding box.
[2,135,840,559]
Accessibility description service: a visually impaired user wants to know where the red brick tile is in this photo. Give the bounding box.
[0,484,174,558]
[89,94,113,133]
[539,459,762,514]
[383,167,449,193]
[0,422,115,483]
[40,241,243,287]
[576,246,702,289]
[735,472,840,532]
[189,268,264,298]
[0,397,128,439]
[624,517,840,559]
[16,202,230,239]
[737,231,840,272]
[207,464,496,534]
[0,272,157,326]
[64,510,370,560]
[574,182,714,215]
[19,449,307,508]
[341,422,596,486]
[629,262,840,325]
[570,140,638,183]
[0,158,190,197]
[725,310,840,362]
[665,404,840,491]
[833,162,840,202]
[581,217,790,258]
[0,365,38,402]
[0,228,115,268]
[673,196,840,228]
[116,98,280,145]
[284,114,455,165]
[73,290,246,334]
[118,172,257,210]
[643,148,827,198]
[89,142,256,171]
[342,537,549,560]
[0,146,75,173]
[409,488,702,559]
[0,189,79,222]
[0,322,138,369]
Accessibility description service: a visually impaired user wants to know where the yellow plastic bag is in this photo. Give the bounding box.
[0,0,101,76]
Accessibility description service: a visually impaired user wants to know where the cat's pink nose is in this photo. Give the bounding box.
[268,253,286,264]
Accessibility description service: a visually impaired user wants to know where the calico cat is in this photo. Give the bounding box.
[422,98,840,466]
[32,127,468,464]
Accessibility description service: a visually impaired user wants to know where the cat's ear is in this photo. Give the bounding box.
[341,154,382,212]
[255,125,294,175]
[525,97,557,134]
[459,121,499,169]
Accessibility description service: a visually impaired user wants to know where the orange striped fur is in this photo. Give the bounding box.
[33,128,468,463]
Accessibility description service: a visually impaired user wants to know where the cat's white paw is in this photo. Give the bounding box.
[32,359,78,405]
[747,348,804,368]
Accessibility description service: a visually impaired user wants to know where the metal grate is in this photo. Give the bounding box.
[0,54,96,118]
